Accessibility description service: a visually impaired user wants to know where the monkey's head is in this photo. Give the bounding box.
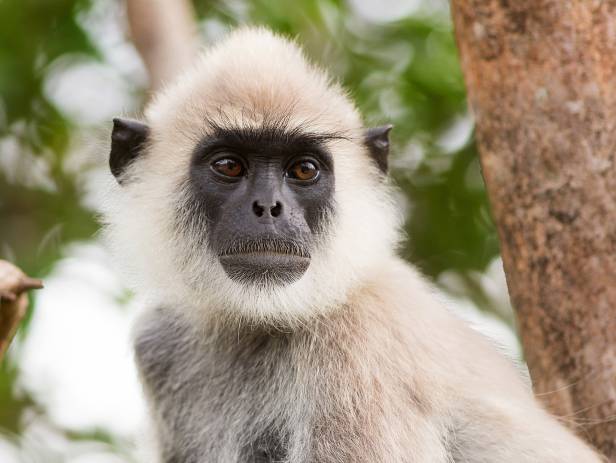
[103,28,401,324]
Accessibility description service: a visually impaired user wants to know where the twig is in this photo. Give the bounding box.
[0,260,43,361]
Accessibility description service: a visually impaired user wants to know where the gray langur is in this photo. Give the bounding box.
[102,28,602,463]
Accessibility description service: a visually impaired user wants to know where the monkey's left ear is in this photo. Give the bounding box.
[364,124,393,173]
[110,117,150,184]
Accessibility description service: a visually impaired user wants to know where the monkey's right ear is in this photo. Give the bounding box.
[110,118,150,183]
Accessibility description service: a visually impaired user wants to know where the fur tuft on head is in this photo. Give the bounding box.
[102,27,402,326]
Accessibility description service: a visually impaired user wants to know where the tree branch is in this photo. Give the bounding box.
[0,260,43,361]
[126,0,199,92]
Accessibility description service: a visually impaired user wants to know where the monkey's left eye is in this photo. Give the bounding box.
[287,160,319,182]
[211,158,245,178]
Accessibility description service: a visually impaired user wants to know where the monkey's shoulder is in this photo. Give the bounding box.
[133,307,300,462]
[133,308,200,393]
[133,307,296,395]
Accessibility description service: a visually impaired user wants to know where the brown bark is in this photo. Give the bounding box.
[450,0,616,458]
[126,0,198,92]
[0,260,43,360]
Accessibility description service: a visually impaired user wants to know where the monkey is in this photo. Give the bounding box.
[102,28,602,463]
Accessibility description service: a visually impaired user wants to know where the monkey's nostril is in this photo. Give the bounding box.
[253,200,281,218]
[270,201,282,218]
[252,201,265,217]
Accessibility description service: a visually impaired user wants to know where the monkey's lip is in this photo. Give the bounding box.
[220,250,309,258]
[218,240,310,259]
[218,252,310,285]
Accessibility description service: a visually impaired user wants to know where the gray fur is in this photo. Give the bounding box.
[134,305,438,463]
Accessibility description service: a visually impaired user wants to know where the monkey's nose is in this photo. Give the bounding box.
[252,201,283,218]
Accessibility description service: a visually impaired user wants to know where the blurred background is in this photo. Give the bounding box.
[0,0,518,461]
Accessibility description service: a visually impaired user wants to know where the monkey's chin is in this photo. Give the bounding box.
[219,253,310,287]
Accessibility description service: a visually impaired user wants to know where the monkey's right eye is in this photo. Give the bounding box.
[211,158,245,178]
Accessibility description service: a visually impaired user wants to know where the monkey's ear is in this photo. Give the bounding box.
[364,124,393,173]
[110,117,150,183]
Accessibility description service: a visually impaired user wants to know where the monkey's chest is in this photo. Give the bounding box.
[134,314,314,462]
[134,310,443,463]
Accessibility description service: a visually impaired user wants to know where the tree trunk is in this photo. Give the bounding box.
[450,1,616,458]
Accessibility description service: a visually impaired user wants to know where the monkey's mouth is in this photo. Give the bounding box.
[218,239,311,286]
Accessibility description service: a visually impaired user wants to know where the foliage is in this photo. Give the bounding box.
[0,0,500,460]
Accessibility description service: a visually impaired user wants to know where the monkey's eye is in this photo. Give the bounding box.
[287,159,319,182]
[211,158,244,178]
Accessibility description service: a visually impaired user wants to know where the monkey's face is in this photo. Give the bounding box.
[187,124,336,287]
[103,28,401,323]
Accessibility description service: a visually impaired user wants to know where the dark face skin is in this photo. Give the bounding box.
[188,124,337,286]
[109,117,390,288]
